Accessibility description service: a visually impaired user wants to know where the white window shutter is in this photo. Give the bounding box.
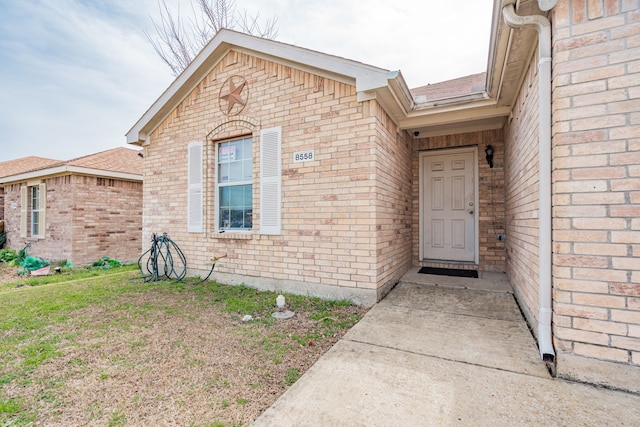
[20,186,27,238]
[39,183,46,238]
[187,142,203,233]
[260,127,282,235]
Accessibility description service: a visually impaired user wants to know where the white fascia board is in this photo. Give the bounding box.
[414,91,489,109]
[226,32,391,91]
[400,100,511,129]
[0,166,141,184]
[65,166,142,181]
[356,70,415,126]
[126,29,392,145]
[486,1,514,100]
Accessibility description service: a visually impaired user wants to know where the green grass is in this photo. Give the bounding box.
[0,265,365,426]
[0,263,138,292]
[284,368,301,386]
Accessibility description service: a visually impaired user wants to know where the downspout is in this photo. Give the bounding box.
[502,3,556,363]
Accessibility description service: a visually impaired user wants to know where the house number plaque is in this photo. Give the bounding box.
[293,150,315,163]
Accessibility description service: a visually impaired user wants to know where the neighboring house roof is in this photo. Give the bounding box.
[66,147,142,176]
[411,73,487,102]
[0,156,60,179]
[0,147,142,184]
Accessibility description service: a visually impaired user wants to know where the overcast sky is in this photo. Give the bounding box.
[0,0,494,161]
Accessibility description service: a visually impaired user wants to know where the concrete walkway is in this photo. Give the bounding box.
[255,268,640,426]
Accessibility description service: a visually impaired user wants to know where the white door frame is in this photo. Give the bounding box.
[419,146,479,264]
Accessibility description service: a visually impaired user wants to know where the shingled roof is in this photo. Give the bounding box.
[0,156,60,179]
[411,72,487,102]
[65,147,142,176]
[0,147,142,183]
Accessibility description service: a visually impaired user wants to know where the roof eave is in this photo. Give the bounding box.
[126,29,392,145]
[401,98,510,128]
[0,165,142,184]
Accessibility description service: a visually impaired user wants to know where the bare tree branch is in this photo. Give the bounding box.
[147,0,278,76]
[237,10,278,39]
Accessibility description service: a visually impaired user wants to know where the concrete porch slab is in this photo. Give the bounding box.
[344,302,549,378]
[383,281,523,321]
[256,339,640,426]
[400,267,513,293]
[254,269,640,426]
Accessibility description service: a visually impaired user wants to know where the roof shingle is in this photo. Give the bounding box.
[66,147,142,175]
[0,156,61,179]
[0,147,142,182]
[411,72,487,102]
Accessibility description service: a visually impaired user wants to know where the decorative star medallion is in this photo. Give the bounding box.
[219,75,248,116]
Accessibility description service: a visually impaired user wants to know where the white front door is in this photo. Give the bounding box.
[420,148,477,262]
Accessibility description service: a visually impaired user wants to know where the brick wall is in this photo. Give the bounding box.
[3,184,21,251]
[372,102,414,293]
[0,187,5,222]
[144,51,412,304]
[33,175,74,262]
[550,0,640,391]
[69,176,142,265]
[2,175,142,266]
[504,49,542,339]
[413,130,507,273]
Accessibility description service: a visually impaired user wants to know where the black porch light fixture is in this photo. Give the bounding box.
[484,145,494,168]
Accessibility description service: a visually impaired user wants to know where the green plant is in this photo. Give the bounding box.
[284,368,301,386]
[108,409,126,426]
[92,256,123,269]
[0,249,17,263]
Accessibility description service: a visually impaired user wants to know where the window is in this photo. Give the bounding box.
[20,183,46,238]
[30,186,41,236]
[217,137,253,231]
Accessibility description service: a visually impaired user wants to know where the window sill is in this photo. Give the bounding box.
[214,232,253,240]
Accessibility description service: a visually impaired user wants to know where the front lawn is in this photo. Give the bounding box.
[0,266,366,426]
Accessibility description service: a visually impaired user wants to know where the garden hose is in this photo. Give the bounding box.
[137,232,226,285]
[187,254,227,285]
[138,233,187,282]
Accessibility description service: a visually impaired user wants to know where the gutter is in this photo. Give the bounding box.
[502,2,556,363]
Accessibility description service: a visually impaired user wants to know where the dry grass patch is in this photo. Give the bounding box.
[0,266,367,426]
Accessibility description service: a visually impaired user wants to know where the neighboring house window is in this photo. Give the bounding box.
[30,186,41,236]
[217,137,253,231]
[20,183,46,238]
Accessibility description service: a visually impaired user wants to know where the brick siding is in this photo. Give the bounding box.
[551,0,640,391]
[505,0,639,392]
[144,51,413,303]
[3,175,142,265]
[0,188,5,222]
[504,49,542,341]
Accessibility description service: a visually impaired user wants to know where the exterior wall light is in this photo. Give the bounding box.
[485,145,494,168]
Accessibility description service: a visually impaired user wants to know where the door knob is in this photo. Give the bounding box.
[468,210,474,215]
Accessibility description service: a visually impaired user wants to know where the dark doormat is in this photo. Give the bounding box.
[418,267,479,278]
